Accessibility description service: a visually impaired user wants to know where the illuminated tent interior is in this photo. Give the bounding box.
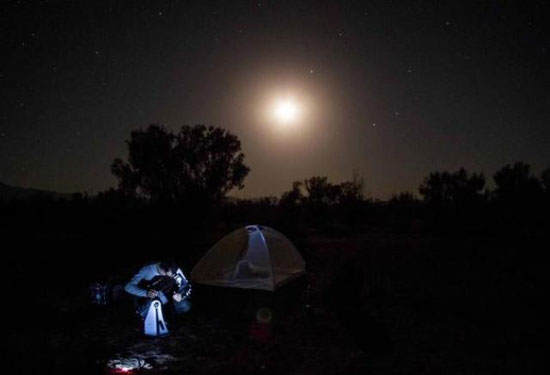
[190,225,306,291]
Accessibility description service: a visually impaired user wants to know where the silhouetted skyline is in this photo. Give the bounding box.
[2,1,549,199]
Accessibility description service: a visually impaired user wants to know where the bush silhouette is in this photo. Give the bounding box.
[279,181,304,209]
[540,167,550,194]
[492,162,542,204]
[419,167,485,205]
[304,176,341,206]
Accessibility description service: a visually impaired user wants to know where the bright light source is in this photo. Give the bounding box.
[274,99,298,123]
[110,368,135,374]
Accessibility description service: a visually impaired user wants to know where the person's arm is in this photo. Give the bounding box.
[124,267,149,298]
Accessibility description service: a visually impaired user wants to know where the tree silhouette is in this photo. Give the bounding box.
[419,167,485,205]
[389,191,417,204]
[540,167,550,194]
[541,168,550,219]
[492,162,542,203]
[111,124,250,203]
[280,174,365,208]
[338,171,365,205]
[304,176,341,206]
[279,181,304,208]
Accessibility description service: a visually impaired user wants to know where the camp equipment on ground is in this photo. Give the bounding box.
[89,277,125,305]
[174,268,192,300]
[144,300,169,336]
[90,283,107,305]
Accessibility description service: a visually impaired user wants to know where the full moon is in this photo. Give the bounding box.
[274,99,299,123]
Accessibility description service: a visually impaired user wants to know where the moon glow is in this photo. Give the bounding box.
[274,99,299,124]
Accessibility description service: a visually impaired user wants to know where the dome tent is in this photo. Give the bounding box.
[191,225,306,291]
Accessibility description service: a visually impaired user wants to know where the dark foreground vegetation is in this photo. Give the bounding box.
[2,169,548,374]
[2,126,548,374]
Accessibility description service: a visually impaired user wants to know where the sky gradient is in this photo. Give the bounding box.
[2,1,549,199]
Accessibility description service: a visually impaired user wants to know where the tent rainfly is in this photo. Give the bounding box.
[191,225,306,291]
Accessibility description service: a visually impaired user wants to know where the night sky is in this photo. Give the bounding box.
[2,1,549,199]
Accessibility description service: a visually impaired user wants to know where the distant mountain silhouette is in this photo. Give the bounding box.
[0,181,71,201]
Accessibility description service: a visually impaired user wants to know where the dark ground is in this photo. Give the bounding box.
[4,226,547,375]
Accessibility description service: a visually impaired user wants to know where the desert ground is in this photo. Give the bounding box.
[5,226,545,374]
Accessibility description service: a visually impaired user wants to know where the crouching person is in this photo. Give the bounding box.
[124,262,192,321]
